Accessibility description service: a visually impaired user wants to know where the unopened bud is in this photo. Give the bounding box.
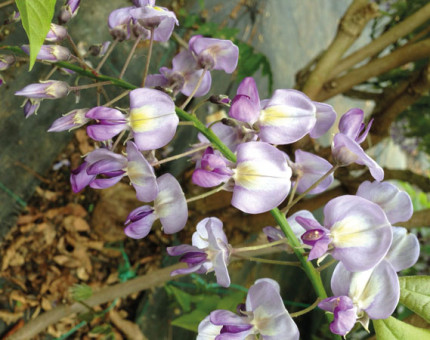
[0,55,15,71]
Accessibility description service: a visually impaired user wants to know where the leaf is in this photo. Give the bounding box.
[171,309,208,332]
[216,290,246,311]
[399,276,430,323]
[373,317,430,339]
[15,0,56,70]
[165,285,192,312]
[70,283,93,301]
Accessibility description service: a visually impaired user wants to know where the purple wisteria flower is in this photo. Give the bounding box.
[108,7,134,41]
[192,142,292,214]
[287,149,334,194]
[167,217,231,287]
[130,3,178,42]
[298,195,392,271]
[356,180,413,224]
[0,54,15,71]
[192,147,234,188]
[15,81,69,99]
[85,88,179,150]
[229,77,336,145]
[21,45,71,62]
[45,23,68,42]
[320,260,400,336]
[71,141,158,202]
[385,226,420,272]
[59,0,81,24]
[332,108,383,181]
[22,98,41,118]
[48,108,90,132]
[146,49,212,97]
[189,35,239,73]
[201,278,299,339]
[124,173,187,238]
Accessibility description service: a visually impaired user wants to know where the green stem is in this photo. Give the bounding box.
[233,253,301,267]
[290,298,321,318]
[233,239,290,253]
[55,321,86,340]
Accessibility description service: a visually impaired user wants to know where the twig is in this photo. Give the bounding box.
[316,38,430,101]
[398,209,430,229]
[96,39,118,73]
[119,35,142,79]
[301,0,379,98]
[330,2,430,78]
[7,263,186,340]
[0,0,14,9]
[290,298,321,318]
[14,161,50,184]
[141,29,154,87]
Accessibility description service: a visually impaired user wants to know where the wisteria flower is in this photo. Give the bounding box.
[130,3,178,42]
[0,54,15,71]
[298,195,392,271]
[167,217,231,287]
[320,260,400,336]
[189,35,239,73]
[204,278,299,339]
[59,0,81,24]
[22,98,41,118]
[45,23,68,42]
[21,45,71,62]
[332,108,383,181]
[71,142,158,202]
[356,180,413,224]
[85,88,179,150]
[108,7,134,41]
[15,81,69,99]
[124,173,187,238]
[287,149,334,194]
[48,109,90,132]
[384,226,420,272]
[229,77,336,145]
[146,49,212,97]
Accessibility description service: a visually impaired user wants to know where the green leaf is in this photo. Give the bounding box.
[171,309,208,332]
[165,285,192,312]
[90,324,112,335]
[399,276,430,323]
[216,290,246,311]
[374,317,430,339]
[15,0,56,70]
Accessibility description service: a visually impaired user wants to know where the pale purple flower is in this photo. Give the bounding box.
[45,23,67,42]
[0,55,15,71]
[298,195,392,271]
[22,98,41,118]
[71,142,158,202]
[85,106,127,141]
[167,217,231,287]
[133,0,155,6]
[231,142,292,214]
[189,35,239,73]
[321,260,400,336]
[385,226,420,272]
[197,316,222,340]
[288,149,334,194]
[108,7,134,41]
[130,4,178,42]
[356,180,413,224]
[59,0,81,24]
[124,173,187,238]
[229,77,336,145]
[147,49,212,97]
[48,108,89,132]
[332,108,383,181]
[129,88,179,150]
[192,147,234,188]
[15,81,69,99]
[21,45,71,62]
[206,278,299,340]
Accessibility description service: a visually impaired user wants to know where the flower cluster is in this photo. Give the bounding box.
[8,1,421,339]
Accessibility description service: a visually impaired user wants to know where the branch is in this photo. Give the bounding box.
[384,168,430,192]
[398,209,430,228]
[371,64,430,137]
[301,0,379,98]
[315,38,430,101]
[7,263,186,340]
[330,2,430,77]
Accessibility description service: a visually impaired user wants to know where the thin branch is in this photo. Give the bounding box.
[398,209,430,229]
[315,38,430,101]
[383,168,430,192]
[330,2,430,78]
[119,35,142,79]
[141,29,154,87]
[7,263,186,340]
[0,0,14,9]
[301,0,379,98]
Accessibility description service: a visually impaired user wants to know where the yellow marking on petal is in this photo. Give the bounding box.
[153,6,164,11]
[330,216,371,248]
[129,106,156,132]
[260,105,314,125]
[233,161,285,190]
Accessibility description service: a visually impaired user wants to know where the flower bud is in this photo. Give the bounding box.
[209,94,231,106]
[0,55,15,71]
[15,80,70,99]
[22,98,41,118]
[21,45,71,62]
[88,41,111,57]
[45,23,68,42]
[5,11,20,25]
[58,0,81,24]
[48,108,90,132]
